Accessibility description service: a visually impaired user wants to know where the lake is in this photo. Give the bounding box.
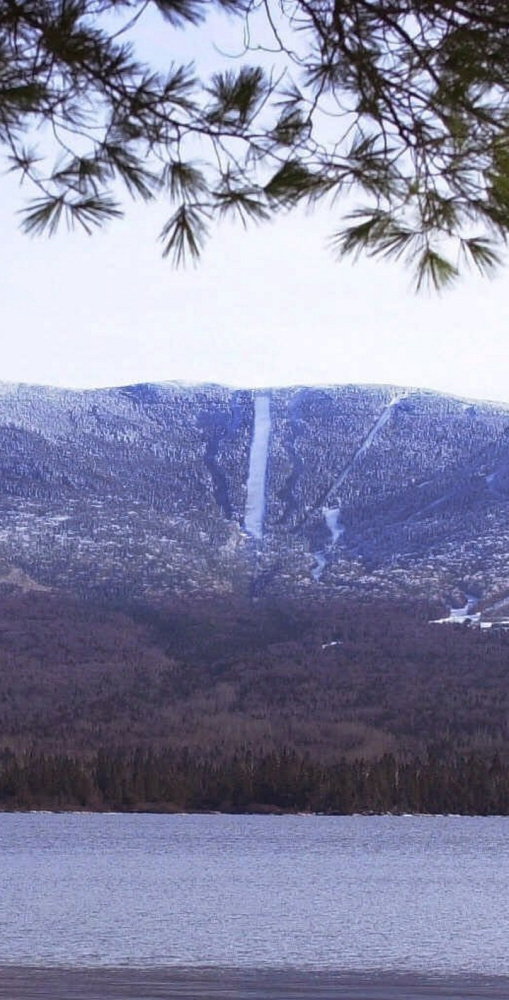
[0,813,508,998]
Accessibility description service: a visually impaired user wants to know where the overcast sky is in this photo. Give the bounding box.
[2,7,509,404]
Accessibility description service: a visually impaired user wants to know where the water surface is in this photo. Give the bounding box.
[0,814,507,977]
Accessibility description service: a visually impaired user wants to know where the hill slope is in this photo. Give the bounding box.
[1,381,509,608]
[1,591,508,762]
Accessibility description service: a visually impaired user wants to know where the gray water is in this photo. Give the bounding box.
[0,813,508,976]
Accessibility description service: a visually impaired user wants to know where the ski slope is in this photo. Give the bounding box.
[244,395,271,541]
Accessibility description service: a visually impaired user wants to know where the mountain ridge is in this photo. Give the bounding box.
[2,377,508,408]
[1,380,509,610]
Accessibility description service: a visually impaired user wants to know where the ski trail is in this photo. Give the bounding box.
[312,508,345,582]
[245,394,271,541]
[405,492,450,523]
[312,551,327,582]
[323,506,343,544]
[310,396,400,583]
[322,394,400,507]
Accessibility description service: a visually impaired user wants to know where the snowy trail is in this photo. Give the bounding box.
[311,397,399,583]
[312,507,345,582]
[405,492,450,523]
[430,594,480,625]
[245,395,271,541]
[323,506,343,544]
[312,551,327,582]
[322,395,399,506]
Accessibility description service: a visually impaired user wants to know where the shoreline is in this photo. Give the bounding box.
[0,967,508,999]
[0,807,507,817]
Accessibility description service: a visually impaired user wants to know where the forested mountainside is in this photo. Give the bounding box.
[1,380,509,610]
[2,591,509,813]
[1,592,509,763]
[3,380,509,813]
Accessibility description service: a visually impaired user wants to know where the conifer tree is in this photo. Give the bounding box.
[2,0,509,286]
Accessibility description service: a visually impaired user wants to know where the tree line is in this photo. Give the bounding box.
[1,746,509,815]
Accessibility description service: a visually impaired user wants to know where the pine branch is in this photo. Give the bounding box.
[159,203,209,264]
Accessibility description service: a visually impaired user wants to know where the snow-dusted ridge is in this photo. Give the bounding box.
[1,379,509,409]
[0,380,509,602]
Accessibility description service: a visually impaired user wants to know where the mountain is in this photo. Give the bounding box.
[3,379,509,770]
[1,380,509,612]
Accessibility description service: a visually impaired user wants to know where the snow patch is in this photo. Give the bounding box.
[430,594,480,625]
[0,567,49,593]
[244,395,271,541]
[312,508,344,583]
[312,552,327,582]
[323,507,343,544]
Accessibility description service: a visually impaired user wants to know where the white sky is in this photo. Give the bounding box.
[1,7,509,404]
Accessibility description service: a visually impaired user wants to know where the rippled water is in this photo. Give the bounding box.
[0,813,508,974]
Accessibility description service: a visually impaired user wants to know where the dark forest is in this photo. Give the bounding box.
[1,591,509,812]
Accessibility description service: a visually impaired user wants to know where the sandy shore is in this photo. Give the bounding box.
[0,968,508,999]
